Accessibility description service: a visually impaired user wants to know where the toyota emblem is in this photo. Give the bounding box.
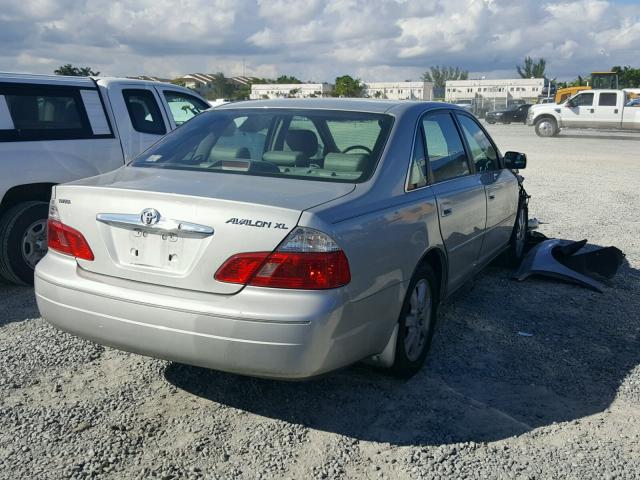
[140,208,160,225]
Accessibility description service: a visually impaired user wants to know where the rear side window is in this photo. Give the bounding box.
[163,90,209,126]
[407,131,427,190]
[123,89,166,135]
[598,93,617,107]
[456,115,499,172]
[0,85,93,142]
[422,112,469,183]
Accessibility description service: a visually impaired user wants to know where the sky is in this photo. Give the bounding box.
[0,0,638,82]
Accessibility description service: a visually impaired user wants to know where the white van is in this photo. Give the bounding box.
[0,73,209,284]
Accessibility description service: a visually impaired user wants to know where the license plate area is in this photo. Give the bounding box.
[127,228,184,270]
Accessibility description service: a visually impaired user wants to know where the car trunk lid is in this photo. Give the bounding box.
[54,167,355,294]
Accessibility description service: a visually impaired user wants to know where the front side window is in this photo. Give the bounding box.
[598,93,617,107]
[163,91,209,126]
[0,85,91,141]
[422,112,469,183]
[456,114,499,172]
[131,109,393,183]
[571,93,594,107]
[123,89,166,135]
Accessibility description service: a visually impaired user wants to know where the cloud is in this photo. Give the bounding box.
[0,0,637,81]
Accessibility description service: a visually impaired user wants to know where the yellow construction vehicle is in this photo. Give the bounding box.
[551,71,619,104]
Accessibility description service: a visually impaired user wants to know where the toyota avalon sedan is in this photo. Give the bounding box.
[35,99,528,379]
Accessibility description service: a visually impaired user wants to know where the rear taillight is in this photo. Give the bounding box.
[215,227,350,290]
[47,218,94,261]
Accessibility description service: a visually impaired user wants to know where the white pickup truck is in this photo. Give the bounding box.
[0,73,209,284]
[527,89,640,137]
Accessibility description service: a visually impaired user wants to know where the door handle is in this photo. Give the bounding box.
[589,108,594,113]
[441,205,453,217]
[488,192,496,200]
[614,109,619,114]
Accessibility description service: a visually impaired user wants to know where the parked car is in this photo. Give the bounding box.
[485,104,531,124]
[0,72,209,284]
[453,100,474,112]
[527,89,640,137]
[35,99,528,380]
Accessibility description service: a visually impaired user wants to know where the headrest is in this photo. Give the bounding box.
[210,146,251,162]
[323,153,369,172]
[129,102,147,124]
[285,130,318,157]
[263,150,306,167]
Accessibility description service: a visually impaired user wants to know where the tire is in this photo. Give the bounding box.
[534,117,558,137]
[487,120,495,124]
[505,199,528,267]
[0,201,49,285]
[390,264,439,379]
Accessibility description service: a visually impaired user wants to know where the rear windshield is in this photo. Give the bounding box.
[131,108,394,183]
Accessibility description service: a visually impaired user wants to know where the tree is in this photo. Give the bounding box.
[421,66,468,88]
[611,66,640,88]
[54,64,100,76]
[276,75,302,84]
[516,57,546,78]
[334,75,363,97]
[208,72,234,99]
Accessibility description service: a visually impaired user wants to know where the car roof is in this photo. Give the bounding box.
[0,72,189,92]
[215,98,463,115]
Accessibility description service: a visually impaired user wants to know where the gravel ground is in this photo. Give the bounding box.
[1,124,639,480]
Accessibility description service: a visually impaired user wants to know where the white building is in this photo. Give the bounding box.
[363,81,434,100]
[250,83,333,99]
[445,78,545,103]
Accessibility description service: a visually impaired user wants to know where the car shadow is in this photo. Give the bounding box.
[0,285,41,326]
[165,248,640,447]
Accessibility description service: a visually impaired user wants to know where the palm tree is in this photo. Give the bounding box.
[516,57,546,78]
[421,66,469,88]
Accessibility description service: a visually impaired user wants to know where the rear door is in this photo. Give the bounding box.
[153,86,210,129]
[455,113,518,262]
[421,110,486,290]
[562,92,596,128]
[106,84,170,160]
[592,92,622,129]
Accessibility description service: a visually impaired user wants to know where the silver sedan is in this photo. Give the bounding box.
[35,99,528,379]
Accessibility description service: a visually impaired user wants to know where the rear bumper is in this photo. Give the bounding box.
[35,252,397,379]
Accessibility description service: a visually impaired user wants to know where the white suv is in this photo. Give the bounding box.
[0,72,209,284]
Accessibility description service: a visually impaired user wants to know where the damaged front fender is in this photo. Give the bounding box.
[513,239,625,292]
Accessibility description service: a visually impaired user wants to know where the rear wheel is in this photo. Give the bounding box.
[535,117,558,137]
[391,264,439,378]
[0,201,49,285]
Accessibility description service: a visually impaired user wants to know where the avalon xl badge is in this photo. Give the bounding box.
[140,208,161,225]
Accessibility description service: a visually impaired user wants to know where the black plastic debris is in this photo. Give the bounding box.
[513,239,625,292]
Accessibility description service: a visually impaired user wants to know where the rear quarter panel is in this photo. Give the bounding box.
[299,105,446,352]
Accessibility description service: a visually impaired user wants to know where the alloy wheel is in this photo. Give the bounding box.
[21,219,48,269]
[404,279,432,362]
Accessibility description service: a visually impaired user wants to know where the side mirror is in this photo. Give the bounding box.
[504,151,527,170]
